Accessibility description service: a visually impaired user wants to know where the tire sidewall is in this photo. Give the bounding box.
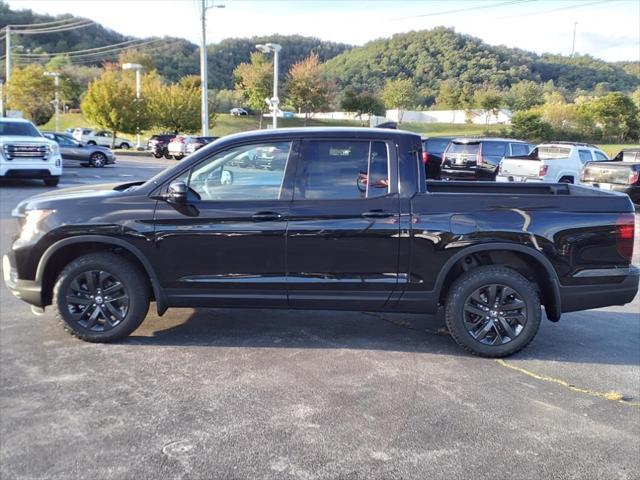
[53,254,149,342]
[445,267,541,357]
[91,153,106,167]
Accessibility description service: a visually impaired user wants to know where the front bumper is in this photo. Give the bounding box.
[3,253,43,307]
[0,159,62,178]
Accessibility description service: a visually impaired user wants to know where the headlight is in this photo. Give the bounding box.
[49,143,60,155]
[17,209,55,244]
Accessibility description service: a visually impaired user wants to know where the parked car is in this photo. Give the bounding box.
[230,108,248,116]
[441,138,533,181]
[185,136,219,155]
[497,142,609,184]
[581,148,640,203]
[148,134,175,159]
[167,135,190,160]
[422,136,453,179]
[4,128,638,358]
[0,117,62,186]
[43,132,116,167]
[72,129,132,150]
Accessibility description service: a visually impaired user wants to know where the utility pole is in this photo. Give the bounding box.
[255,43,282,129]
[0,80,4,117]
[122,63,143,148]
[199,1,225,136]
[571,22,578,57]
[5,25,10,106]
[44,71,61,131]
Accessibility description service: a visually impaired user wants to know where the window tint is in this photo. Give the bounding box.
[186,141,291,201]
[0,121,41,137]
[295,140,389,200]
[594,151,609,161]
[57,135,75,146]
[447,142,479,154]
[481,141,507,157]
[578,150,593,163]
[510,143,530,156]
[425,138,450,154]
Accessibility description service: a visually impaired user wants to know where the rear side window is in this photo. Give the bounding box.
[578,150,593,163]
[481,141,507,157]
[510,143,530,156]
[295,140,389,200]
[447,142,479,154]
[425,138,450,154]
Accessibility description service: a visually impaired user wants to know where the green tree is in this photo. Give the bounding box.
[233,52,273,128]
[505,80,544,111]
[583,92,639,141]
[146,75,209,134]
[474,87,503,124]
[6,65,55,125]
[510,111,553,141]
[631,88,640,112]
[340,89,385,125]
[381,78,415,123]
[436,81,462,121]
[286,53,332,125]
[213,89,245,113]
[118,48,156,72]
[81,70,146,147]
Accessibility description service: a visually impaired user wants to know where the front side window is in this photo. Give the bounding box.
[481,141,507,157]
[578,150,593,163]
[594,151,609,161]
[294,140,389,200]
[184,141,291,201]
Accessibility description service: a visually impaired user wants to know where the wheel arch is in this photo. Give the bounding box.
[36,235,167,315]
[435,243,561,321]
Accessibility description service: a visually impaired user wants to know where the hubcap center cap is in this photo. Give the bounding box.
[490,310,497,317]
[95,296,103,304]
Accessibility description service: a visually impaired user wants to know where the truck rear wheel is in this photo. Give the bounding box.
[53,253,150,343]
[44,176,59,187]
[444,266,541,357]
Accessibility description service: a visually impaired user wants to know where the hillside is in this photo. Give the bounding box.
[323,27,640,94]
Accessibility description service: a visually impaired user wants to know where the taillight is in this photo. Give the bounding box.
[539,164,548,177]
[616,214,635,261]
[580,168,588,182]
[422,151,429,164]
[629,169,639,185]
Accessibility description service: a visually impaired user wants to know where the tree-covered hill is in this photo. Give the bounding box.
[323,27,640,95]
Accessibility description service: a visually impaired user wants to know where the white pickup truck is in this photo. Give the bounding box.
[496,143,610,184]
[0,117,62,186]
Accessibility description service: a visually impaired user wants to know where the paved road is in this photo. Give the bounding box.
[1,155,639,479]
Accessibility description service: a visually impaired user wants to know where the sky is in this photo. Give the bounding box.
[6,0,640,62]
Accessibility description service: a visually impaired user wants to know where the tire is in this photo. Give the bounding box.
[119,143,131,150]
[90,152,107,167]
[53,253,150,343]
[163,152,172,160]
[559,176,574,184]
[173,154,184,161]
[87,141,97,146]
[44,176,60,187]
[445,266,541,358]
[153,153,163,159]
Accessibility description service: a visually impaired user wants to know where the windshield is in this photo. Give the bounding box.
[537,146,571,159]
[0,121,42,137]
[447,142,479,154]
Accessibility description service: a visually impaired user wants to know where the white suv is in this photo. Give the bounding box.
[0,118,62,187]
[497,143,609,184]
[72,129,132,149]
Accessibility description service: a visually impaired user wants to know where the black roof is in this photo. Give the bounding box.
[217,127,420,144]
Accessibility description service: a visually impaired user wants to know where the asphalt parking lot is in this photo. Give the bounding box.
[1,155,639,479]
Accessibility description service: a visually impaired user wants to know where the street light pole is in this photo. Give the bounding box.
[5,26,10,106]
[200,1,225,137]
[122,63,143,149]
[44,71,61,132]
[255,43,282,129]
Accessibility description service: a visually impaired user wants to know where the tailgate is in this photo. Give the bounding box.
[499,157,541,178]
[582,162,634,185]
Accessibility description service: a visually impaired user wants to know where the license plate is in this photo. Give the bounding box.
[510,175,524,182]
[454,157,466,165]
[598,183,613,190]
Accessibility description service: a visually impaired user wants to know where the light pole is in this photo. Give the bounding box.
[256,43,282,129]
[122,63,143,149]
[200,0,225,136]
[44,71,61,132]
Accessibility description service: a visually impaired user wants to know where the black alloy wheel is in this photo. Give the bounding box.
[90,152,107,167]
[462,283,527,345]
[65,270,129,332]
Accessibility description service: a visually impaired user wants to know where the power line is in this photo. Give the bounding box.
[392,0,536,21]
[2,16,85,29]
[13,20,95,35]
[15,38,165,61]
[12,38,150,58]
[495,0,617,20]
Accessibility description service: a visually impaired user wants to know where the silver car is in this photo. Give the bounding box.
[43,132,116,167]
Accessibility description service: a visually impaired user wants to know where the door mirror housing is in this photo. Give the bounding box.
[167,181,188,204]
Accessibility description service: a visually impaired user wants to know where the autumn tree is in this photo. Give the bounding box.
[146,75,210,133]
[233,52,273,128]
[285,52,332,125]
[81,70,147,147]
[381,78,415,123]
[6,65,55,125]
[340,89,385,125]
[505,80,544,111]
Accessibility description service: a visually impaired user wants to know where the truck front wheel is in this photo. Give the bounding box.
[53,253,150,342]
[445,266,541,357]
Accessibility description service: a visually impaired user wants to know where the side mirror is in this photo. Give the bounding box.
[167,181,188,204]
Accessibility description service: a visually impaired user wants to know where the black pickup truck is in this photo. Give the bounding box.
[3,128,638,357]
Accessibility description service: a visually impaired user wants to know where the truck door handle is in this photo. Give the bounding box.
[251,211,283,222]
[362,209,393,219]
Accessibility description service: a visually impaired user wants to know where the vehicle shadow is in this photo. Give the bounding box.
[0,178,50,189]
[127,306,640,365]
